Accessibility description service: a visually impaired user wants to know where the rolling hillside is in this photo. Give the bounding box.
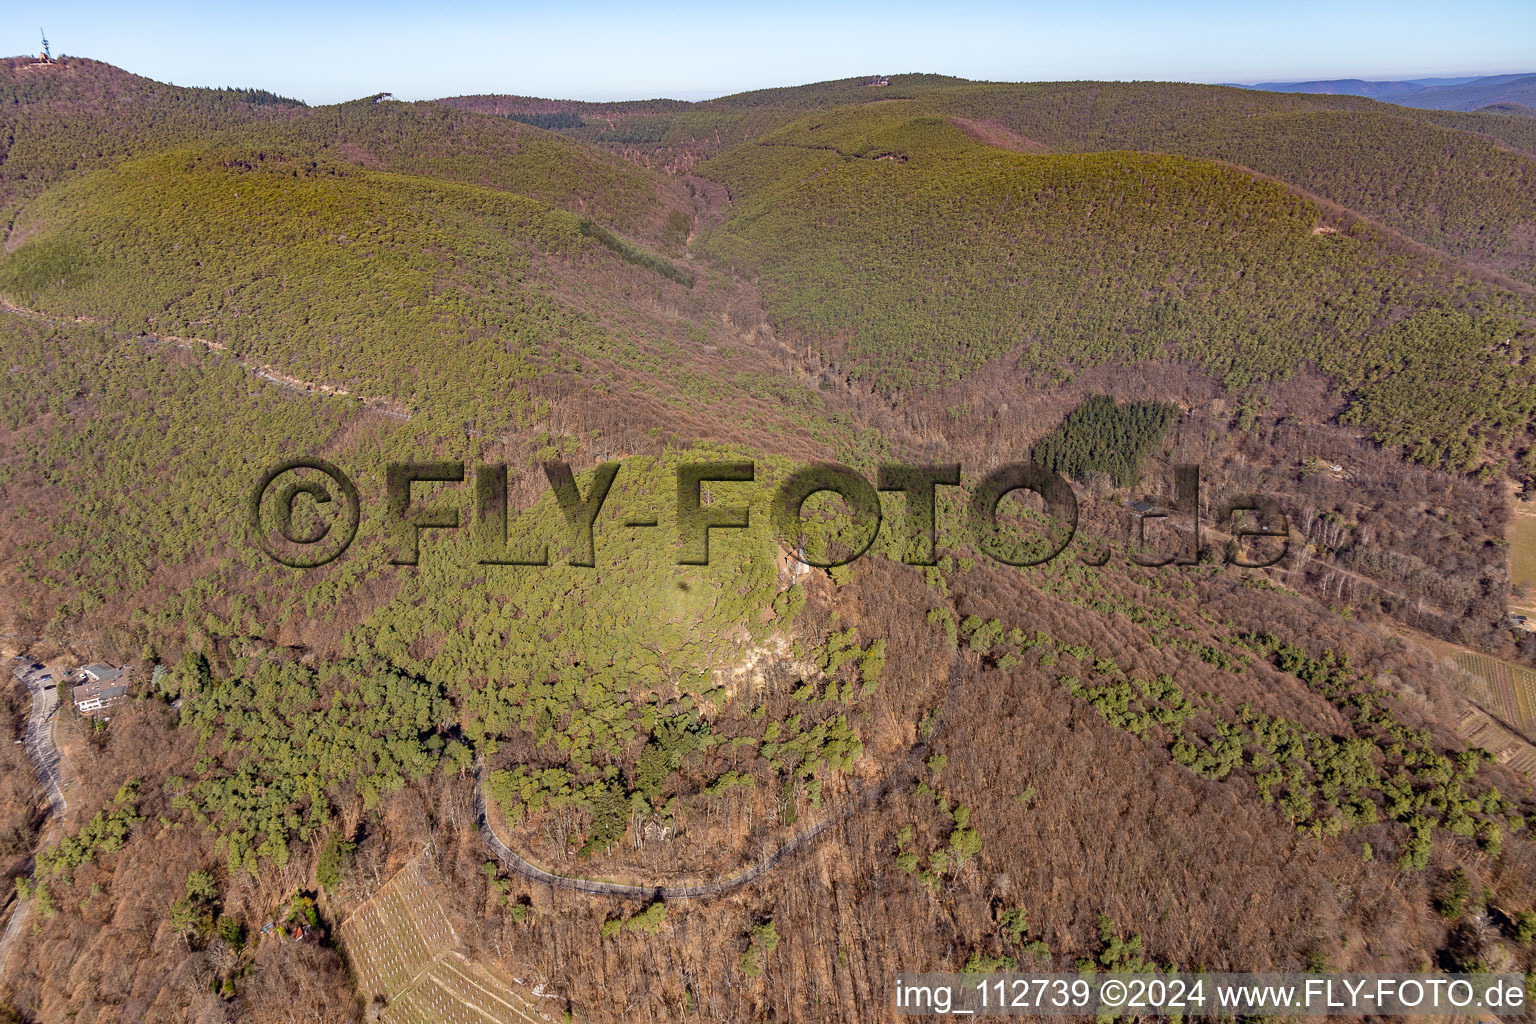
[447,77,1536,287]
[911,82,1536,287]
[1,58,1536,1024]
[700,105,1536,473]
[0,57,306,221]
[1,58,685,242]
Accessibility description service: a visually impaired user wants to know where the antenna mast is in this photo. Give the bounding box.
[41,29,51,60]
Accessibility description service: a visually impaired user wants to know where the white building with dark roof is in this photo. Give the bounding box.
[73,664,128,717]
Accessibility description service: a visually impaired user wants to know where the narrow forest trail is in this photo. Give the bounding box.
[474,745,926,900]
[475,661,963,900]
[6,285,964,903]
[0,295,411,421]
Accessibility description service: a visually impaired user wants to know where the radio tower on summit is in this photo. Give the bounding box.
[40,28,53,61]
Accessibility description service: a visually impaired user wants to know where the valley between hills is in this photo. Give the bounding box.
[1,55,1536,1023]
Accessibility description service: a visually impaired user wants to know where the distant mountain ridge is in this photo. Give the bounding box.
[1237,72,1536,113]
[4,55,1536,1024]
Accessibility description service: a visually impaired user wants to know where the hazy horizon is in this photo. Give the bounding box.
[13,0,1536,105]
[11,53,1536,107]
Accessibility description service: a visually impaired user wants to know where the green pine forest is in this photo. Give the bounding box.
[4,55,1536,1020]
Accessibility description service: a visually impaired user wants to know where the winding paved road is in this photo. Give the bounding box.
[1,657,70,976]
[476,661,960,900]
[6,291,962,903]
[14,662,66,818]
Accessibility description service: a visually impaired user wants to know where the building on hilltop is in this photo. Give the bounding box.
[72,663,128,717]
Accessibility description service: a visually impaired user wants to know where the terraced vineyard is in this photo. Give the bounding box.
[339,859,456,998]
[1455,707,1536,776]
[1454,650,1536,737]
[388,957,551,1024]
[339,858,551,1024]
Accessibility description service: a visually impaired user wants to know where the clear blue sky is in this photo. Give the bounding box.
[18,0,1536,104]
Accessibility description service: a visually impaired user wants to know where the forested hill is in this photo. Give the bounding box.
[6,60,1536,476]
[443,77,1536,287]
[0,57,687,242]
[439,73,971,120]
[1238,73,1536,113]
[435,74,1536,158]
[698,105,1536,474]
[4,57,1536,1024]
[0,57,307,218]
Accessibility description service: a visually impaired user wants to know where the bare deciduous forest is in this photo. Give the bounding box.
[0,55,1534,1023]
